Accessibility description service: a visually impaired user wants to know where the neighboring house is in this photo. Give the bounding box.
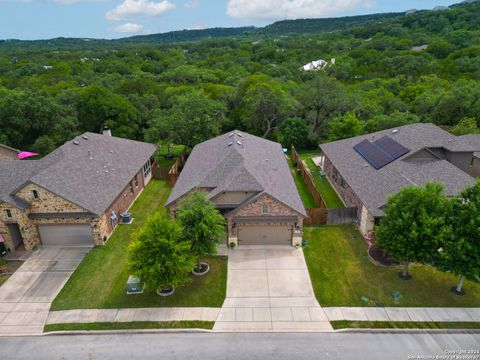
[320,123,479,235]
[0,144,19,161]
[0,132,156,252]
[166,130,307,246]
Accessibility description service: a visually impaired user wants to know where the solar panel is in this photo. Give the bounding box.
[353,136,410,170]
[375,136,410,159]
[353,139,392,170]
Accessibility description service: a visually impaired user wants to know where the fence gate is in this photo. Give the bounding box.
[327,207,357,225]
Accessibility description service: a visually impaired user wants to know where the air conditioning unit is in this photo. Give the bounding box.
[120,212,133,224]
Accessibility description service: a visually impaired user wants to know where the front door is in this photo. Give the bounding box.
[7,223,23,249]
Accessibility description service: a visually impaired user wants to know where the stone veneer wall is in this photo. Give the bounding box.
[225,193,304,243]
[16,183,87,213]
[0,204,40,251]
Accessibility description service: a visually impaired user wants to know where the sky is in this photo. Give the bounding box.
[0,0,461,40]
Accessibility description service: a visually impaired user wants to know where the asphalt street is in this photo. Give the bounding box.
[1,331,479,360]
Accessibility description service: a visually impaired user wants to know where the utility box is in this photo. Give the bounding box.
[126,275,144,295]
[120,212,133,224]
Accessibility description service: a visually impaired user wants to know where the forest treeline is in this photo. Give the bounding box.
[0,1,479,154]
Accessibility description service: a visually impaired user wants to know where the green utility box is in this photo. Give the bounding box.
[126,275,144,295]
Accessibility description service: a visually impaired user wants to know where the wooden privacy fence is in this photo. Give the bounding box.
[152,148,187,186]
[291,145,326,209]
[291,146,357,226]
[327,207,357,225]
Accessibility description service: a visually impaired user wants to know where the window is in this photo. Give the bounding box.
[143,159,151,178]
[339,176,345,189]
[4,209,12,218]
[134,176,138,187]
[332,167,338,182]
[470,156,475,168]
[32,189,39,199]
[262,204,268,214]
[129,180,134,194]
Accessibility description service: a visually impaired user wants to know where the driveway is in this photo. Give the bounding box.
[214,246,332,331]
[0,246,90,336]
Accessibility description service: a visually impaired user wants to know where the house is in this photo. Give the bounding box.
[320,123,479,235]
[165,130,307,246]
[0,144,19,161]
[0,131,156,252]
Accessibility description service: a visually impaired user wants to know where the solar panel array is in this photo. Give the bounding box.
[353,135,410,170]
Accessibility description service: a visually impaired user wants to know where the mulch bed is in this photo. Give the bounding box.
[368,245,400,267]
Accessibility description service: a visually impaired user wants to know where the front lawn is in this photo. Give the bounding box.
[0,260,23,287]
[51,180,227,310]
[303,225,480,307]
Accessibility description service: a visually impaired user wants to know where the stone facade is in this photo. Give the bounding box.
[0,204,39,251]
[0,169,147,251]
[225,193,304,246]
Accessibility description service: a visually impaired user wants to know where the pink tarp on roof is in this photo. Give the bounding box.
[17,151,39,160]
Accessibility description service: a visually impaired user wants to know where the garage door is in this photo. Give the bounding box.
[38,224,93,246]
[237,225,292,245]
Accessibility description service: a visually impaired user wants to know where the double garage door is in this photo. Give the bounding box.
[38,224,93,246]
[237,225,292,245]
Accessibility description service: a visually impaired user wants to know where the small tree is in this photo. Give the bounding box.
[436,181,480,294]
[176,191,226,272]
[128,213,195,293]
[376,182,452,279]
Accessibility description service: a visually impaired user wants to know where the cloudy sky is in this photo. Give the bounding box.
[0,0,459,40]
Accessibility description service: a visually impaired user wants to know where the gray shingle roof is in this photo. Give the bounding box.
[166,130,307,216]
[320,123,478,217]
[0,133,156,215]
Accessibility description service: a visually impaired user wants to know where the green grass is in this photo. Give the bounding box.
[44,321,213,332]
[155,144,185,168]
[51,180,227,310]
[297,149,322,161]
[303,225,480,307]
[288,160,316,209]
[305,158,344,209]
[0,261,23,287]
[331,320,480,330]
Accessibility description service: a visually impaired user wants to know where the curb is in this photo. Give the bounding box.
[334,328,480,335]
[43,328,214,336]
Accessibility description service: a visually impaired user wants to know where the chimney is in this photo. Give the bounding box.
[102,126,112,137]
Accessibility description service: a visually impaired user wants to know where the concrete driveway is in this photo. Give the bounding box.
[214,246,332,331]
[0,246,90,336]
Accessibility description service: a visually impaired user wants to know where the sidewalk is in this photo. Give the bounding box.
[323,307,480,322]
[46,307,220,325]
